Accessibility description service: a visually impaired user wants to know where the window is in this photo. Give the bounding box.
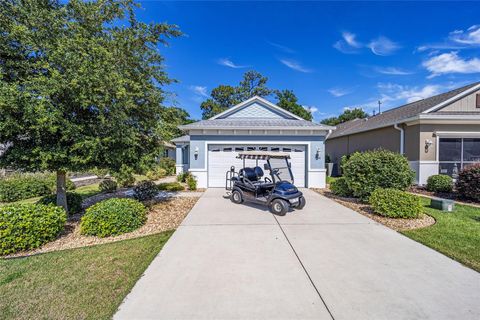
[235,147,244,152]
[258,146,268,151]
[282,147,291,152]
[223,147,232,152]
[247,146,256,151]
[476,94,480,108]
[438,138,480,178]
[270,147,280,152]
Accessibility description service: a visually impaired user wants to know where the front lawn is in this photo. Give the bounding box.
[0,231,173,320]
[402,198,480,272]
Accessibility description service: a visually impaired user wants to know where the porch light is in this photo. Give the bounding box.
[194,146,199,160]
[316,147,322,160]
[425,139,433,152]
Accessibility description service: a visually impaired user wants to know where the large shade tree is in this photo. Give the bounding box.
[0,0,181,211]
[320,108,368,126]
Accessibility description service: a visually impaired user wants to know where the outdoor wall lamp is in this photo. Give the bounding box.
[194,147,199,160]
[425,139,433,153]
[316,147,322,160]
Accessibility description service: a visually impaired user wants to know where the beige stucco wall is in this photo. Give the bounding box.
[326,126,401,164]
[437,89,480,112]
[404,125,420,161]
[418,124,480,161]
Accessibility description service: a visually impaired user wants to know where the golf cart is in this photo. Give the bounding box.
[225,151,306,215]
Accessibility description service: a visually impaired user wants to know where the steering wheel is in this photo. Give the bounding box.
[264,177,272,183]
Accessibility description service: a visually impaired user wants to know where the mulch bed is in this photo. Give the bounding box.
[5,196,200,258]
[409,186,480,208]
[313,189,436,231]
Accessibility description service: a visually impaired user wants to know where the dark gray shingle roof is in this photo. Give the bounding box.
[180,118,333,130]
[329,82,480,139]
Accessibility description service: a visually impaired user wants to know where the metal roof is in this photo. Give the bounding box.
[329,82,480,139]
[179,118,334,130]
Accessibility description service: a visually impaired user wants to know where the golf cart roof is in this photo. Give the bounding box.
[236,151,291,160]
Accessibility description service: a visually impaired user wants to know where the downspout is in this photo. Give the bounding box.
[326,129,333,140]
[394,123,405,154]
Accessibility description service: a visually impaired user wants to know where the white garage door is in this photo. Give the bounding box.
[208,145,306,187]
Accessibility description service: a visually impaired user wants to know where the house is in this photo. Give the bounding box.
[162,142,176,160]
[172,96,334,188]
[326,82,480,185]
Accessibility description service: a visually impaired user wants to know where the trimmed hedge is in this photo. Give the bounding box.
[80,198,147,238]
[330,177,353,197]
[37,192,83,215]
[342,149,414,200]
[456,164,480,202]
[99,179,117,193]
[369,188,422,219]
[426,174,453,193]
[133,180,158,201]
[0,173,75,203]
[157,182,184,192]
[0,204,66,255]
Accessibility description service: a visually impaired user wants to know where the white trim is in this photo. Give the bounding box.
[179,125,332,131]
[209,96,304,120]
[434,131,480,138]
[422,83,480,113]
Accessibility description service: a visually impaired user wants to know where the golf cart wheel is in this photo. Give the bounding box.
[270,199,289,216]
[231,190,243,204]
[296,196,306,210]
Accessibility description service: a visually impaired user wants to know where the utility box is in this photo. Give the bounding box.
[430,198,455,212]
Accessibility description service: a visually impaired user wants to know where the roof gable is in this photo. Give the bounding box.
[210,96,302,120]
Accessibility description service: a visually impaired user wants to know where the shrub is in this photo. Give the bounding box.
[456,163,480,202]
[159,157,176,175]
[146,167,167,180]
[157,182,184,192]
[330,177,353,197]
[426,174,453,193]
[342,149,414,200]
[186,175,197,191]
[80,198,147,237]
[113,166,135,187]
[37,192,83,215]
[99,179,118,193]
[177,171,192,183]
[369,188,422,219]
[0,204,66,255]
[133,180,158,201]
[0,176,49,202]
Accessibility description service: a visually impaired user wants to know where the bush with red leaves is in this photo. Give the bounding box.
[456,163,480,202]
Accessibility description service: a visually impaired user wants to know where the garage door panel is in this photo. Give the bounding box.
[208,145,305,188]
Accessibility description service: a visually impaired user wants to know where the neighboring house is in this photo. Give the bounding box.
[162,142,176,160]
[172,96,334,188]
[326,82,480,185]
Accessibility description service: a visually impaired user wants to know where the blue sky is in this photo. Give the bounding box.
[136,1,480,121]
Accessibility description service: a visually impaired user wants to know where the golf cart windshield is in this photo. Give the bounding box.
[268,157,293,183]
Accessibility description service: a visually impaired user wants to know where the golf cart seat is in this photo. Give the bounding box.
[239,166,273,189]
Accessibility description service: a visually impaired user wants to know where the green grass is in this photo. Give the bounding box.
[402,198,480,272]
[0,231,173,320]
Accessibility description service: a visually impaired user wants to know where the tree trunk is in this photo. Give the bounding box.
[56,170,68,213]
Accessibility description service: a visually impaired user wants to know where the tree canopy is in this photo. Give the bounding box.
[0,0,181,209]
[320,108,368,126]
[200,71,312,120]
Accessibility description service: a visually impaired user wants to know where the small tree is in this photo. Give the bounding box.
[0,0,181,211]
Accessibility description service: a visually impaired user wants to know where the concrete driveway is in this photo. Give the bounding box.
[115,189,480,320]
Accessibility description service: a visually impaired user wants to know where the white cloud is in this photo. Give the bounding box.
[303,105,318,114]
[189,85,208,97]
[417,25,480,52]
[333,31,362,54]
[368,36,400,56]
[279,58,313,73]
[217,58,248,69]
[328,87,351,97]
[374,66,413,75]
[449,25,480,45]
[267,41,295,53]
[375,82,458,106]
[422,51,480,77]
